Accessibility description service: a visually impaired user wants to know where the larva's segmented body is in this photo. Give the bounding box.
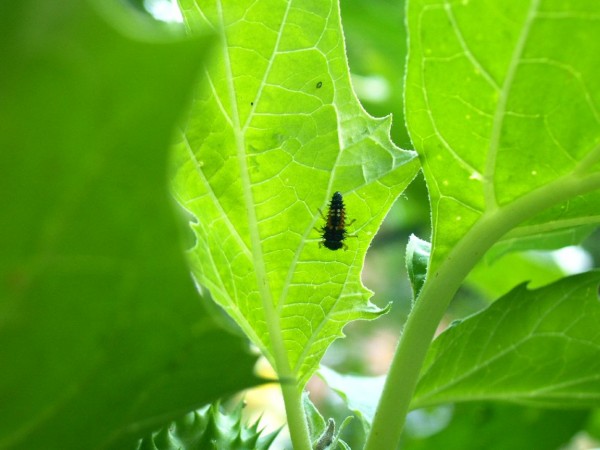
[318,191,354,251]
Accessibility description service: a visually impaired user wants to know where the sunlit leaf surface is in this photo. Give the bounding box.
[406,0,600,272]
[173,0,419,384]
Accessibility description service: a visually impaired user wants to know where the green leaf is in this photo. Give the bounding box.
[487,224,596,262]
[318,366,385,433]
[303,393,327,444]
[405,235,431,298]
[466,250,566,300]
[413,272,600,409]
[0,1,258,449]
[402,402,588,450]
[406,0,600,274]
[172,0,420,386]
[303,393,350,450]
[329,416,353,450]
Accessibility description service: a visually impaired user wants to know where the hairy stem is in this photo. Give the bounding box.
[281,382,312,450]
[363,172,600,450]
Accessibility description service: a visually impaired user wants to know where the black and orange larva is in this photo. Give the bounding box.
[317,191,355,251]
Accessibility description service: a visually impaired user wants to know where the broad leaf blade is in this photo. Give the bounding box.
[173,0,419,385]
[0,2,257,449]
[413,272,600,409]
[406,0,600,273]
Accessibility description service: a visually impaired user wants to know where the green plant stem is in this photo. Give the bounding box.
[363,172,600,450]
[280,382,312,450]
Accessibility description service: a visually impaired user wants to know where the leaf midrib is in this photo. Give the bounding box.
[216,0,295,377]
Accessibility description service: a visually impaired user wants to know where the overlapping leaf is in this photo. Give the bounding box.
[0,2,257,448]
[172,0,419,384]
[406,0,600,272]
[413,272,600,409]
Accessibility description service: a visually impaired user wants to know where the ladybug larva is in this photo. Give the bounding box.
[317,191,355,251]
